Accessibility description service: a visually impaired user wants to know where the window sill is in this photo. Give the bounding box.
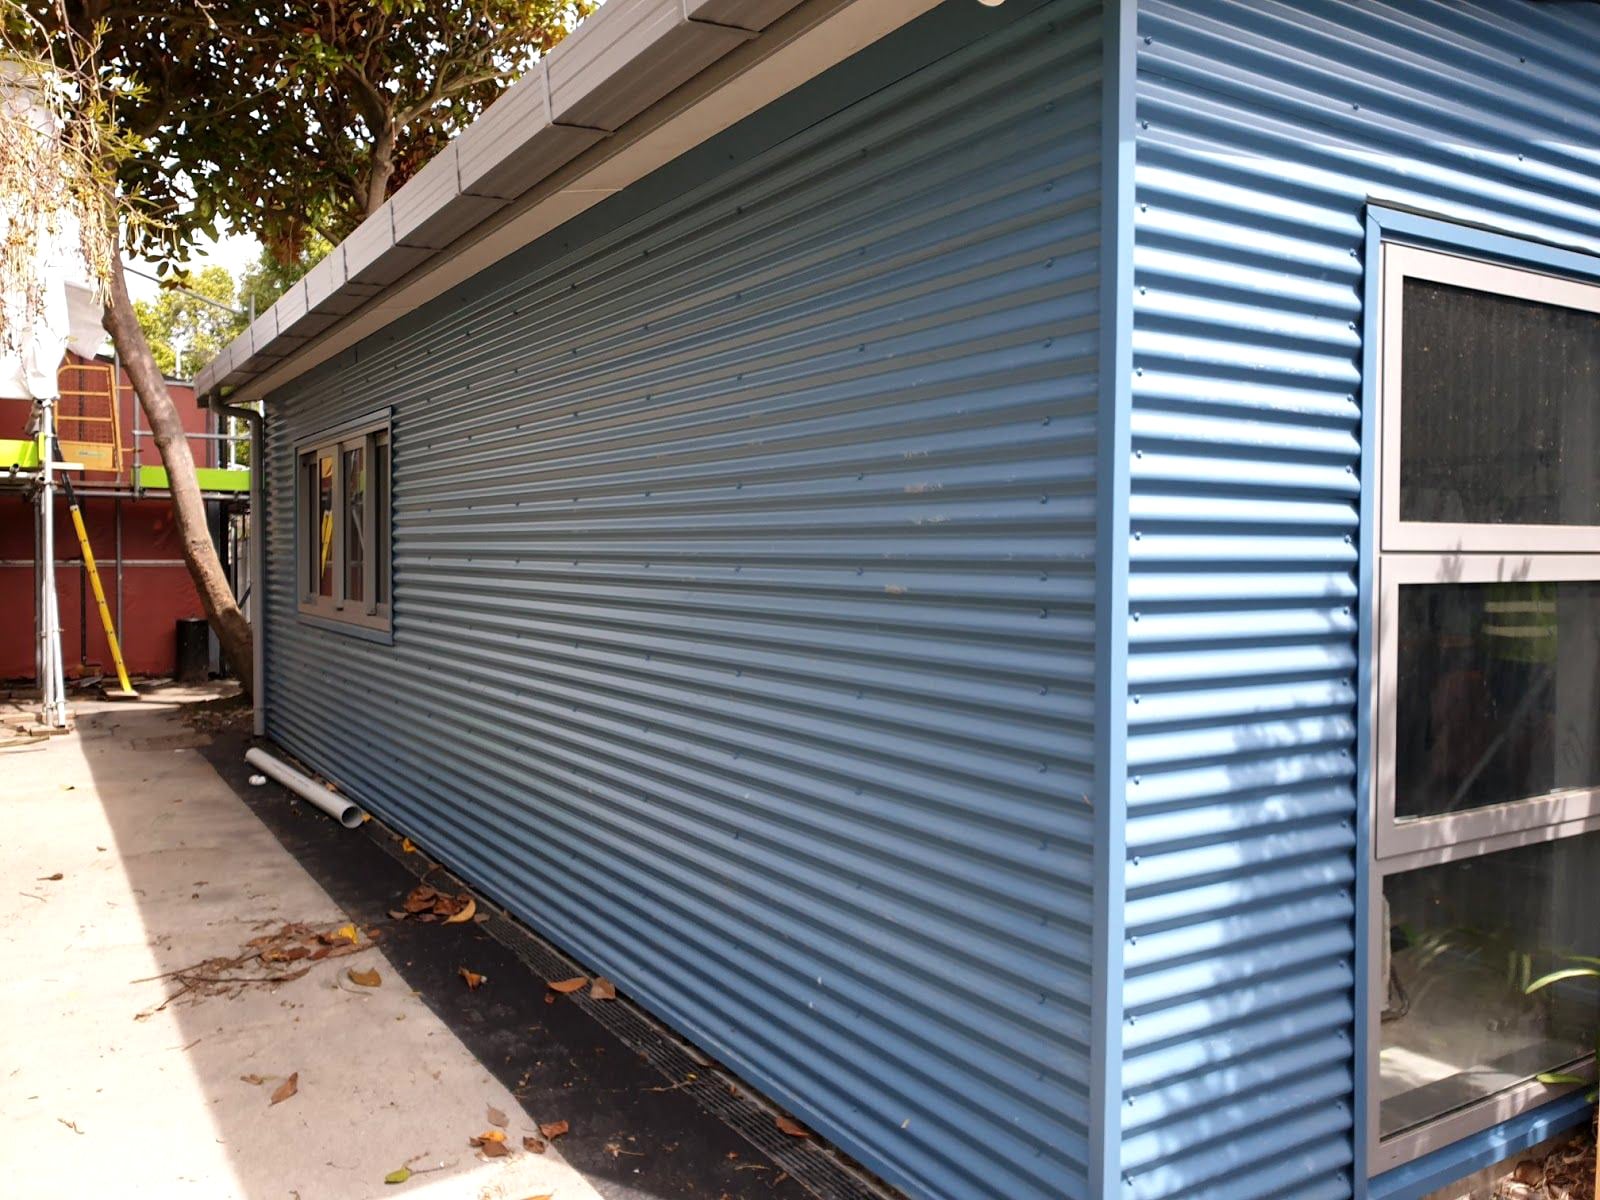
[294,609,395,645]
[1369,1093,1591,1200]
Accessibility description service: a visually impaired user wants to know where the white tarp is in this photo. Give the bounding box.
[0,66,106,401]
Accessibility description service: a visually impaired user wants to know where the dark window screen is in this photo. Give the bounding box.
[1400,278,1600,526]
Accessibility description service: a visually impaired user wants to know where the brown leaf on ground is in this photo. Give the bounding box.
[590,977,616,1001]
[239,1073,266,1086]
[487,1105,508,1128]
[459,967,486,990]
[444,897,477,924]
[387,909,409,921]
[775,1115,810,1138]
[37,873,63,881]
[270,1073,298,1106]
[538,1120,569,1140]
[548,977,588,994]
[522,1136,546,1154]
[401,837,418,853]
[480,1139,510,1158]
[348,967,381,988]
[543,991,556,1005]
[403,885,438,913]
[469,1129,507,1147]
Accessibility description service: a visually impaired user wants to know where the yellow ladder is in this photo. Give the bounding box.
[49,418,136,698]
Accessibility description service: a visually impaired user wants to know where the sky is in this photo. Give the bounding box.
[124,229,263,307]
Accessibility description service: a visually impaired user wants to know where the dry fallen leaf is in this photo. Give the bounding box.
[270,1073,299,1106]
[522,1136,546,1154]
[548,977,588,994]
[469,1129,507,1146]
[384,1167,412,1185]
[387,908,409,921]
[334,923,359,943]
[444,897,477,924]
[775,1115,810,1138]
[487,1105,508,1128]
[459,967,486,990]
[480,1139,509,1159]
[239,1073,266,1086]
[590,977,616,1001]
[348,967,381,988]
[401,837,417,853]
[539,1120,569,1140]
[37,873,63,881]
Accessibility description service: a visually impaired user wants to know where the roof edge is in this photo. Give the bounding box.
[199,0,932,402]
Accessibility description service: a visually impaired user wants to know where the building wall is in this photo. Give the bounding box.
[260,3,1099,1198]
[0,364,216,681]
[1118,2,1600,1198]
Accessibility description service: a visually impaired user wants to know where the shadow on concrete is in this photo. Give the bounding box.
[59,682,817,1200]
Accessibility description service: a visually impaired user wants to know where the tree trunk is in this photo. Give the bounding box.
[102,255,254,697]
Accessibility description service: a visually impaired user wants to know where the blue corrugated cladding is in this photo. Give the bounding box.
[1122,2,1600,1198]
[261,3,1099,1198]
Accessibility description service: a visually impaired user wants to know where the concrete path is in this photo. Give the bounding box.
[0,685,608,1200]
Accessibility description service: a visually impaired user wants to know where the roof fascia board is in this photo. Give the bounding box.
[209,0,933,403]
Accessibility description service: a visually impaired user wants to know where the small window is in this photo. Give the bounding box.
[1371,242,1600,1172]
[298,415,391,634]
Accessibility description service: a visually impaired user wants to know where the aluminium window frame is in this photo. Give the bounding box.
[1366,239,1600,1175]
[296,410,392,637]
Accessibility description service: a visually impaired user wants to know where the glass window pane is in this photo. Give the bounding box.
[1401,278,1600,526]
[374,434,390,606]
[344,445,365,604]
[1380,835,1600,1139]
[317,454,334,598]
[1395,581,1600,820]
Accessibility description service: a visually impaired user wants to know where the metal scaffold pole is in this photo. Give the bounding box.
[36,395,68,728]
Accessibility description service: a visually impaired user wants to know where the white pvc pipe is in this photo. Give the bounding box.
[244,747,363,828]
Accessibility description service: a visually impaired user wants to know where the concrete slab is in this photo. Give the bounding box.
[0,685,608,1200]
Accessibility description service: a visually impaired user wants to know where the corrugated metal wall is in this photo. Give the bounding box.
[262,3,1100,1198]
[1122,2,1600,1198]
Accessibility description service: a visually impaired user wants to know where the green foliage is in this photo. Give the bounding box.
[55,0,596,271]
[131,264,244,378]
[1526,960,1600,1100]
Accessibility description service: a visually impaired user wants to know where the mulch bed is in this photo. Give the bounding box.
[1497,1121,1597,1200]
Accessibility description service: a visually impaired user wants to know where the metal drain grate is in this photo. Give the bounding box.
[366,821,902,1200]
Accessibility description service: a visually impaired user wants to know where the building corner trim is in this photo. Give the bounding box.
[1089,0,1137,1196]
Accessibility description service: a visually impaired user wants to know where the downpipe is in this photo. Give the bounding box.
[211,397,265,737]
[245,746,364,829]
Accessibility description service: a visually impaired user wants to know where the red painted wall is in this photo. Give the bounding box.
[1,357,220,682]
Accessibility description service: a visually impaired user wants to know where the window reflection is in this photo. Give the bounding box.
[1381,837,1600,1137]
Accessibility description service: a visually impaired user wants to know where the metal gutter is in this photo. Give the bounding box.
[197,0,936,404]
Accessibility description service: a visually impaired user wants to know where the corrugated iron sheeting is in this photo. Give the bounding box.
[1124,2,1600,1198]
[263,4,1099,1198]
